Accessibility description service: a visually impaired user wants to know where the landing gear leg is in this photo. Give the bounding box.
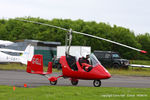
[93,80,101,87]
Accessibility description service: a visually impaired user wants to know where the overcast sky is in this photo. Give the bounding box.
[0,0,150,35]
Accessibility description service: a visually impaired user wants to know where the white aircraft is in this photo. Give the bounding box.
[0,44,34,65]
[130,64,150,68]
[0,40,14,47]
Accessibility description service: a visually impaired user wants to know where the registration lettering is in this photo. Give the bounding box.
[32,58,41,65]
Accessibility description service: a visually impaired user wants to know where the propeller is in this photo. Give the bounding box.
[16,19,147,53]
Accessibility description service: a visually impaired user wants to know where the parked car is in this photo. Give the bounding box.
[93,51,129,69]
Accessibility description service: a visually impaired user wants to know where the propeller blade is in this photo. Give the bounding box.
[16,19,147,53]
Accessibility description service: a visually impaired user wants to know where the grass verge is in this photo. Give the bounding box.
[0,63,26,71]
[108,67,150,76]
[0,85,149,100]
[130,60,150,65]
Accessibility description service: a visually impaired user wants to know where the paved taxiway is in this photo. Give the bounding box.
[0,70,150,88]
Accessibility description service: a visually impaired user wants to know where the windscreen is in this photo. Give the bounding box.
[112,53,120,59]
[89,53,101,67]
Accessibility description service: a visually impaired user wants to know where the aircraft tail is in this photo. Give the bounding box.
[20,44,34,64]
[27,55,52,75]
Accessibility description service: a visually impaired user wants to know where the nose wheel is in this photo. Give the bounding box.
[49,80,57,85]
[70,78,79,86]
[49,76,58,85]
[93,80,101,87]
[71,80,78,85]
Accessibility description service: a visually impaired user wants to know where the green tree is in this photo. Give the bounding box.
[0,17,149,60]
[136,33,150,60]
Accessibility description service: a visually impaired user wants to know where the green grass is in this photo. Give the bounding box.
[108,67,150,76]
[130,60,150,65]
[0,85,149,100]
[0,63,26,71]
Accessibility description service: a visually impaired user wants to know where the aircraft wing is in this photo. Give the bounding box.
[0,48,24,53]
[0,40,14,46]
[130,64,150,68]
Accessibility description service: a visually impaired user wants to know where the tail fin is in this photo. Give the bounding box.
[20,44,34,64]
[27,55,52,75]
[27,55,44,74]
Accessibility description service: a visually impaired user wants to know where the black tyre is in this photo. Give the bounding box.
[93,80,101,87]
[113,64,120,69]
[50,80,57,85]
[123,66,129,70]
[71,80,78,85]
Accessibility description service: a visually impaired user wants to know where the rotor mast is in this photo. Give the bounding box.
[65,29,72,55]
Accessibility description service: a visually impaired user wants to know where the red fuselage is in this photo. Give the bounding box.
[59,56,111,80]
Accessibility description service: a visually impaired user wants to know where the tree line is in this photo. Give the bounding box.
[0,17,150,60]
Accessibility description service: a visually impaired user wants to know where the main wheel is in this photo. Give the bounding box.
[93,80,101,87]
[123,66,129,70]
[49,80,57,85]
[113,64,120,69]
[71,80,78,86]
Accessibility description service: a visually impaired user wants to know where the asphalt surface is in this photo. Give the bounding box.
[0,70,150,88]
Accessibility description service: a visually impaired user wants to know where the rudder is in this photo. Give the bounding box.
[21,44,34,64]
[27,55,44,74]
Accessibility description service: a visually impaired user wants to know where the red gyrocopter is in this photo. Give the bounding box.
[26,29,111,87]
[17,19,147,87]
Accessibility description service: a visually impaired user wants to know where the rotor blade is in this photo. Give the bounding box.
[16,19,147,53]
[72,30,147,53]
[15,19,68,31]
